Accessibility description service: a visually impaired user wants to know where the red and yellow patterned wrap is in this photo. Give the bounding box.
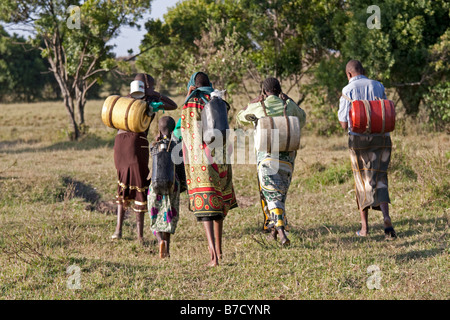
[181,95,237,220]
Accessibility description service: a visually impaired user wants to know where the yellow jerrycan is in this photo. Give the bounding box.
[101,95,151,133]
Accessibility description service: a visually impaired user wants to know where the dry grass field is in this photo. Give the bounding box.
[0,98,448,300]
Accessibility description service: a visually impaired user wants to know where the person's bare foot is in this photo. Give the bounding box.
[278,228,290,246]
[383,218,393,228]
[266,228,277,241]
[206,259,219,267]
[159,240,168,259]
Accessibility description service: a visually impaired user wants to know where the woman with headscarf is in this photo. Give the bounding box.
[180,72,238,267]
[111,73,177,243]
[236,77,306,246]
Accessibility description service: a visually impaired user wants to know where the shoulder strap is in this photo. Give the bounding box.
[342,94,353,102]
[282,97,288,117]
[260,99,269,117]
[282,98,290,149]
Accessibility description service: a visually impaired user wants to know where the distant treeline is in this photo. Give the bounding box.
[0,0,449,135]
[0,27,130,103]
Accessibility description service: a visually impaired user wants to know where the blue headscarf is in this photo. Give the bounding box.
[184,72,214,104]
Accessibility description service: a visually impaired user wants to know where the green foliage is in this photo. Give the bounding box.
[423,82,450,131]
[303,84,343,137]
[137,0,341,103]
[335,0,449,115]
[168,18,251,108]
[137,0,249,88]
[0,0,153,139]
[0,26,53,102]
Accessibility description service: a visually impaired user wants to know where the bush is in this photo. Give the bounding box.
[423,82,450,132]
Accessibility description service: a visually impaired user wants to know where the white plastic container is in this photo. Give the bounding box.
[130,80,145,99]
[254,116,301,153]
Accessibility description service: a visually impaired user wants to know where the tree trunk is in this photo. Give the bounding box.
[63,94,80,141]
[396,86,422,116]
[75,85,86,126]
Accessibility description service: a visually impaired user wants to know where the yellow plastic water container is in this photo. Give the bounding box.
[101,95,151,133]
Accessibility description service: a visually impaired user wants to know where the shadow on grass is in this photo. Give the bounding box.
[61,176,116,215]
[284,215,448,247]
[394,248,446,262]
[0,134,115,154]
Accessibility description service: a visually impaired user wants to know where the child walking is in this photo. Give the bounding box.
[147,116,181,258]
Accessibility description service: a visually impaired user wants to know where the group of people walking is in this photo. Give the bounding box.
[109,59,397,267]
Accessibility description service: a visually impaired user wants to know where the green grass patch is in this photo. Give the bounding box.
[0,101,448,300]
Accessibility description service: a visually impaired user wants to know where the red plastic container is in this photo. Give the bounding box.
[349,99,395,134]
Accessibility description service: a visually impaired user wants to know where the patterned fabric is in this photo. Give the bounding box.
[236,95,306,129]
[181,95,238,220]
[113,131,149,213]
[349,134,392,211]
[257,151,296,229]
[147,178,180,234]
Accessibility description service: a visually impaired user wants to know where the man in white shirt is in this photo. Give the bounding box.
[338,60,397,240]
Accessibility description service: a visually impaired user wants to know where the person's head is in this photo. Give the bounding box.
[262,77,282,96]
[194,72,211,88]
[133,73,155,95]
[157,116,176,139]
[345,60,365,81]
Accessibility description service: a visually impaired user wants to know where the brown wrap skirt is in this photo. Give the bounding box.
[349,134,392,211]
[114,131,150,213]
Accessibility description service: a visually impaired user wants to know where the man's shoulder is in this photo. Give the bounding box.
[342,76,384,93]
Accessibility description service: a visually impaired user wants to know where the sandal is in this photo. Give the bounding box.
[111,231,122,240]
[356,230,368,237]
[384,226,397,240]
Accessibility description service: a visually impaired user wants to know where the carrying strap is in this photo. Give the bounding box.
[282,98,291,150]
[108,95,121,129]
[362,100,372,134]
[260,99,273,152]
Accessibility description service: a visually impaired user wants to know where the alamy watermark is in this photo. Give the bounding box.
[67,264,81,289]
[366,5,381,29]
[170,121,293,174]
[67,5,81,30]
[366,265,382,289]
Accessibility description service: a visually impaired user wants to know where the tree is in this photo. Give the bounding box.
[137,0,250,89]
[239,0,343,102]
[138,0,341,105]
[169,18,251,110]
[0,0,152,140]
[0,26,51,102]
[316,0,450,116]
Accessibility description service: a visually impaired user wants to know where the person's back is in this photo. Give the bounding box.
[237,93,306,129]
[338,61,388,136]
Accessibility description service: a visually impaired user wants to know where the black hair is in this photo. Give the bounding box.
[263,77,282,96]
[346,60,365,75]
[195,72,211,87]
